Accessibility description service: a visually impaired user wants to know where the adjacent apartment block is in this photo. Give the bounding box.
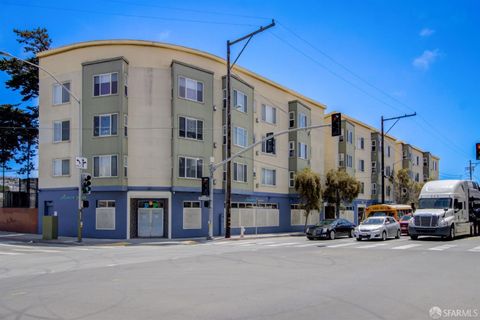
[37,40,326,239]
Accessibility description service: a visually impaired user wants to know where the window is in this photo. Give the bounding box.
[124,73,128,96]
[298,112,307,128]
[358,137,365,150]
[234,127,248,147]
[372,183,377,195]
[261,104,276,124]
[178,156,203,179]
[261,134,276,155]
[433,161,437,171]
[233,162,247,182]
[289,111,295,128]
[387,145,391,158]
[93,155,118,177]
[96,200,115,230]
[289,141,295,157]
[348,131,353,144]
[53,120,70,142]
[179,116,203,140]
[52,159,70,176]
[372,140,376,152]
[358,159,364,172]
[124,155,128,177]
[423,157,428,166]
[261,168,276,186]
[94,114,118,137]
[124,115,128,137]
[360,182,365,194]
[372,161,377,174]
[179,76,203,102]
[339,153,345,167]
[346,155,353,168]
[386,186,391,197]
[52,82,70,105]
[416,156,419,166]
[183,201,201,208]
[298,143,308,159]
[415,173,420,182]
[234,90,247,112]
[289,171,295,188]
[93,73,118,96]
[386,166,391,177]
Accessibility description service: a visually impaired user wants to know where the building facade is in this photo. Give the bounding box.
[37,40,327,239]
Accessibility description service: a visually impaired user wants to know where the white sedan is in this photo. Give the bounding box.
[355,216,401,241]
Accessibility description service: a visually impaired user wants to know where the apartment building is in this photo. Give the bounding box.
[37,40,326,239]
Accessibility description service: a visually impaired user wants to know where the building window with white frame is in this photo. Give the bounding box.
[347,155,353,168]
[52,82,70,105]
[94,114,118,137]
[93,155,118,177]
[360,182,365,194]
[53,120,70,142]
[358,137,365,150]
[233,162,247,182]
[261,134,276,155]
[289,111,295,128]
[124,155,128,177]
[93,73,118,96]
[433,161,437,171]
[387,145,391,158]
[371,161,376,173]
[261,168,276,186]
[234,126,248,147]
[298,112,307,128]
[261,104,276,124]
[179,76,203,102]
[178,156,203,179]
[298,143,308,160]
[96,200,116,230]
[289,141,295,157]
[124,114,128,137]
[179,116,203,140]
[289,171,295,188]
[52,159,70,177]
[371,140,376,152]
[372,183,377,195]
[358,159,365,172]
[233,89,247,113]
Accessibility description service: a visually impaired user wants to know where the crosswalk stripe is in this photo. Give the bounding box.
[468,246,480,252]
[327,243,357,248]
[391,244,422,250]
[355,243,388,249]
[266,242,298,247]
[429,245,457,251]
[0,251,23,255]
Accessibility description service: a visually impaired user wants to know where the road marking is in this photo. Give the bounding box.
[355,243,388,249]
[0,251,23,255]
[293,243,322,248]
[468,246,480,252]
[266,242,298,247]
[0,233,25,237]
[211,241,234,245]
[391,244,423,250]
[429,245,457,251]
[13,248,62,253]
[326,243,357,248]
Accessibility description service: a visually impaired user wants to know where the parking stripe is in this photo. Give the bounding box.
[428,245,457,251]
[391,244,422,250]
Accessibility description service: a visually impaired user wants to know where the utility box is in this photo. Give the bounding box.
[42,216,58,240]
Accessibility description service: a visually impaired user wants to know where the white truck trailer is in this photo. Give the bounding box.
[409,180,480,240]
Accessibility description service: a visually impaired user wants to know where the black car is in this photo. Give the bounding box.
[306,219,356,240]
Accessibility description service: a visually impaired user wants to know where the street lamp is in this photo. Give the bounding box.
[0,50,85,242]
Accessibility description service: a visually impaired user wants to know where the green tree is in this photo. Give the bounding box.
[392,168,424,207]
[294,168,322,232]
[323,169,361,218]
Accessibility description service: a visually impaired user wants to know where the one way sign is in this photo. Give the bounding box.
[75,157,88,169]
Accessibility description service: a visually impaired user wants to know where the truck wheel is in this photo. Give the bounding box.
[410,235,418,240]
[448,225,455,241]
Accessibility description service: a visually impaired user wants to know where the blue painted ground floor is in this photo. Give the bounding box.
[38,187,379,239]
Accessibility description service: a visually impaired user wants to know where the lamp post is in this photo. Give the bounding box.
[0,50,84,242]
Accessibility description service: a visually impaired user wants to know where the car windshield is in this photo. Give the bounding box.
[418,198,452,209]
[400,215,412,221]
[362,218,384,225]
[316,220,336,226]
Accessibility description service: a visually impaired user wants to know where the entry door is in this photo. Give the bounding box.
[138,208,164,237]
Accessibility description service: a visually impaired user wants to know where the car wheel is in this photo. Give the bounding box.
[410,235,418,240]
[356,237,361,241]
[349,229,354,238]
[329,230,335,240]
[447,225,455,241]
[307,236,314,241]
[395,230,400,239]
[382,231,387,241]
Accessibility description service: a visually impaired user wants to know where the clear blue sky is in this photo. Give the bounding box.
[1,0,479,180]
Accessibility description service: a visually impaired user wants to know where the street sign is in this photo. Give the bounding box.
[198,196,210,201]
[75,157,88,169]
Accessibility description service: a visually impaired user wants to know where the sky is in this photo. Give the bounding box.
[1,0,479,180]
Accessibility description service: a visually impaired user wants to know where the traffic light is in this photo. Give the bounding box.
[476,143,480,160]
[81,173,92,194]
[266,132,275,153]
[201,177,210,196]
[331,113,341,137]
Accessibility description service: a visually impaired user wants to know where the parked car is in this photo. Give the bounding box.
[306,219,356,240]
[354,216,401,241]
[399,215,412,235]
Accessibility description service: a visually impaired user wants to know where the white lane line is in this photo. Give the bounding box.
[468,246,480,252]
[266,242,298,247]
[355,243,388,249]
[326,242,357,248]
[293,243,322,248]
[13,248,62,253]
[391,244,423,250]
[211,241,235,245]
[429,245,457,251]
[0,251,23,255]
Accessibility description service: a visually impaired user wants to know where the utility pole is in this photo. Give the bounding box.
[381,112,416,204]
[224,20,275,238]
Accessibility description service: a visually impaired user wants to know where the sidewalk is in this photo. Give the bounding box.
[0,230,305,246]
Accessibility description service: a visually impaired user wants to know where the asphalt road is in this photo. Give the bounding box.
[1,235,479,320]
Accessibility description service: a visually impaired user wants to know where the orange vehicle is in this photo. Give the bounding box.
[365,204,413,221]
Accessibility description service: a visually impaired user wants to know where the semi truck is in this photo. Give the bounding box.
[408,180,480,240]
